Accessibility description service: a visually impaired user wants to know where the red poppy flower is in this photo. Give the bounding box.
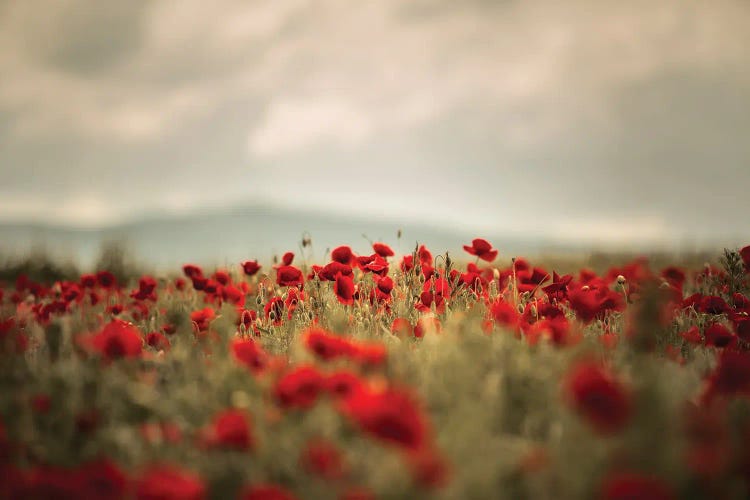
[463,238,498,262]
[599,472,675,500]
[96,270,117,289]
[700,295,732,315]
[705,350,750,400]
[85,319,143,361]
[334,273,355,305]
[400,255,415,273]
[281,251,295,266]
[680,326,702,344]
[363,255,389,275]
[568,287,607,323]
[303,328,354,361]
[146,332,170,351]
[740,245,750,272]
[300,438,346,480]
[490,300,521,330]
[276,265,304,287]
[331,246,356,265]
[564,361,632,435]
[211,270,229,286]
[204,409,254,451]
[325,370,365,400]
[240,484,298,500]
[351,342,387,367]
[190,307,216,331]
[80,273,97,288]
[264,296,285,325]
[319,262,353,281]
[414,316,441,338]
[408,449,451,489]
[31,394,51,414]
[191,276,208,291]
[704,323,736,348]
[340,487,376,500]
[135,465,206,500]
[418,245,432,266]
[182,264,203,279]
[241,260,262,276]
[391,318,414,337]
[372,242,394,258]
[231,339,268,374]
[660,266,686,290]
[542,271,573,300]
[274,365,325,410]
[376,276,394,300]
[76,459,129,500]
[342,387,429,452]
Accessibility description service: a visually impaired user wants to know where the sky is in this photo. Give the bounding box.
[1,0,749,250]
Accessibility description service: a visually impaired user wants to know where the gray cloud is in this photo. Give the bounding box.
[0,0,748,248]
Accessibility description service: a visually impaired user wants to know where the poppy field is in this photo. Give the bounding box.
[2,240,750,499]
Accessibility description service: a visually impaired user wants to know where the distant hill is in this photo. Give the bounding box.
[0,204,572,269]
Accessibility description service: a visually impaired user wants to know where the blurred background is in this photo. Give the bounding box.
[0,0,748,269]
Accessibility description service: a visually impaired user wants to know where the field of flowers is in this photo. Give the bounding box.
[2,239,750,499]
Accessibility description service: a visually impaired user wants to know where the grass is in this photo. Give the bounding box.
[1,241,749,499]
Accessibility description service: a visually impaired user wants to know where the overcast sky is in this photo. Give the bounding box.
[0,0,748,248]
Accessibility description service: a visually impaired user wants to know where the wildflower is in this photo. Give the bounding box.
[213,269,230,286]
[301,438,346,480]
[190,307,216,331]
[240,484,299,500]
[231,339,268,374]
[182,264,203,279]
[334,273,355,305]
[408,449,451,489]
[242,260,262,276]
[80,273,97,288]
[325,370,365,400]
[76,459,129,500]
[490,299,521,330]
[342,387,428,452]
[84,319,143,361]
[740,245,750,272]
[264,297,285,325]
[319,262,353,281]
[372,242,394,258]
[31,394,51,414]
[276,265,304,287]
[704,323,736,348]
[680,326,703,344]
[203,409,254,451]
[705,350,750,401]
[391,318,413,337]
[135,465,206,500]
[274,365,325,410]
[221,284,245,305]
[564,361,632,435]
[598,471,675,500]
[463,238,499,262]
[303,328,354,361]
[331,246,356,265]
[146,332,170,351]
[281,251,295,266]
[96,271,117,289]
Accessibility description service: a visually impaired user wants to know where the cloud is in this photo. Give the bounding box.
[0,0,748,245]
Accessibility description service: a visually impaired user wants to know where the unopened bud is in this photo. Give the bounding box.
[616,275,626,285]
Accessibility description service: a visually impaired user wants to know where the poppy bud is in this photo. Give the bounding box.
[616,275,626,285]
